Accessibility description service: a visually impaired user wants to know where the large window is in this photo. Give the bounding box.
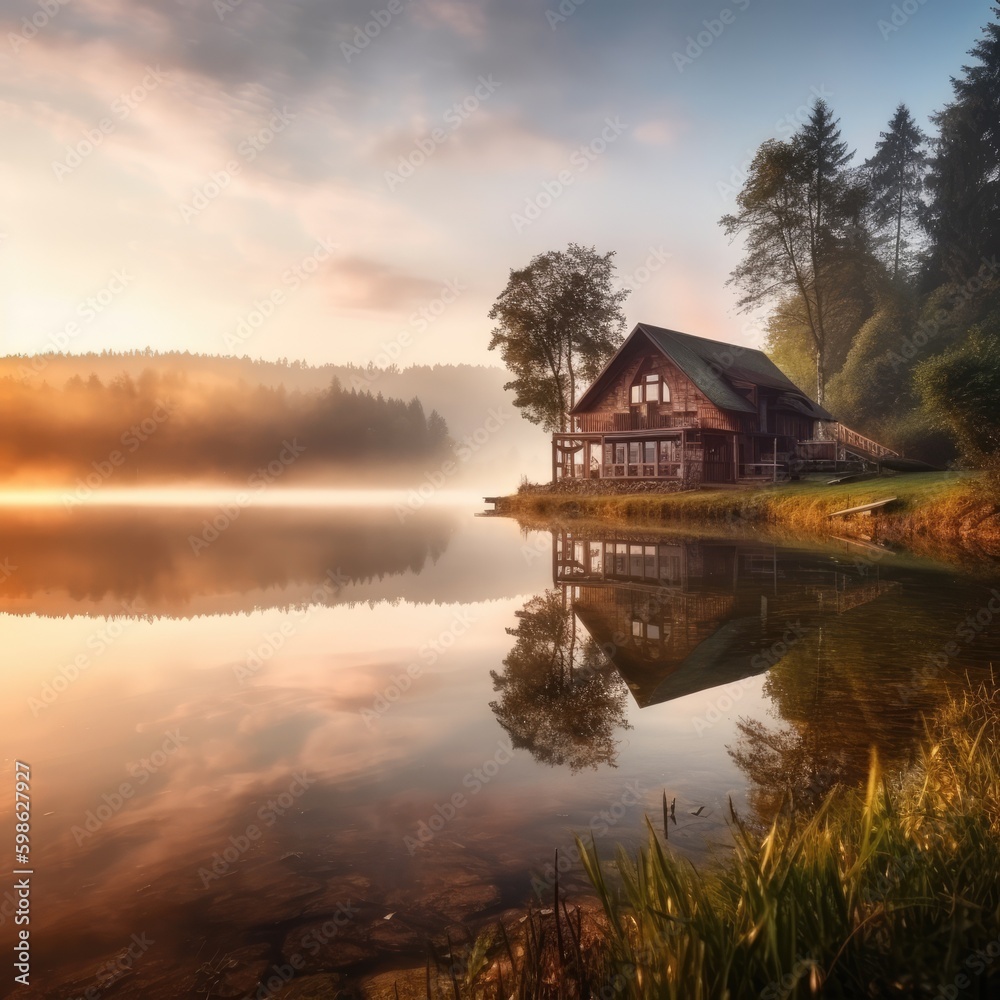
[630,372,670,405]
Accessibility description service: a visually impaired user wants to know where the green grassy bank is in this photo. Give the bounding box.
[494,472,1000,564]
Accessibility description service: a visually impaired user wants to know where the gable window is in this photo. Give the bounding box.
[630,372,670,405]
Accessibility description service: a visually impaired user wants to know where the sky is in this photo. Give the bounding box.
[0,0,995,369]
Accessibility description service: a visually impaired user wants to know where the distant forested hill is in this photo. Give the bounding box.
[0,369,453,486]
[0,352,549,487]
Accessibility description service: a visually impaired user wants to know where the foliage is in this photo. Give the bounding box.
[761,300,818,393]
[721,101,877,403]
[503,472,992,565]
[823,291,920,426]
[916,319,1000,482]
[489,590,632,772]
[488,244,629,432]
[442,678,1000,998]
[862,103,928,280]
[923,4,1000,283]
[0,370,451,483]
[720,9,1000,463]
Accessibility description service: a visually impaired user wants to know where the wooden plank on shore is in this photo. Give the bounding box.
[827,472,878,485]
[828,497,899,518]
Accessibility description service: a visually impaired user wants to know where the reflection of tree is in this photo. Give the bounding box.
[0,506,456,616]
[728,717,851,823]
[728,606,959,825]
[490,590,632,772]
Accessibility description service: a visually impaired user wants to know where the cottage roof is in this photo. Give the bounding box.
[571,323,834,421]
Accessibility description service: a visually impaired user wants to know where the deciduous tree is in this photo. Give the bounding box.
[721,101,873,403]
[488,244,629,432]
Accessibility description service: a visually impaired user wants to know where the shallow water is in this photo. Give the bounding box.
[1,500,998,998]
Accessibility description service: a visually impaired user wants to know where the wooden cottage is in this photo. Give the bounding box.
[552,323,894,484]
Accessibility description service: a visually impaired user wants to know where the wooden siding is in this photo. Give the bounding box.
[574,339,750,432]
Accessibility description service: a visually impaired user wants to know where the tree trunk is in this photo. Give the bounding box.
[567,339,576,433]
[815,346,825,405]
[894,175,904,279]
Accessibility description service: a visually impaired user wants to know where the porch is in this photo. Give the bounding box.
[552,430,798,485]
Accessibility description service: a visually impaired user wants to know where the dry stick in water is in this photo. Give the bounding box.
[561,895,586,995]
[445,929,460,1000]
[554,848,565,991]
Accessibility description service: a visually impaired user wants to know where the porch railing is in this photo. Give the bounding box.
[836,423,899,460]
[574,411,744,433]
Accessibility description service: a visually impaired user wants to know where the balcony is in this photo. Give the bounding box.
[574,411,741,433]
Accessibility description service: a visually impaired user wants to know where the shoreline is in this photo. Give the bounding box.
[490,472,1000,569]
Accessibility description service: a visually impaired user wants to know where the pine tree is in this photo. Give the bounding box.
[864,104,927,279]
[721,101,874,404]
[924,5,1000,282]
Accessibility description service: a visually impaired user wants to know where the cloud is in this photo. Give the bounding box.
[413,0,489,40]
[325,256,446,312]
[370,109,569,174]
[634,118,677,145]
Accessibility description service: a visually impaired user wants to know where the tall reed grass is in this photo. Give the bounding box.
[443,675,1000,999]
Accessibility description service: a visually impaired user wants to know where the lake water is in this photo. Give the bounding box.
[2,499,998,998]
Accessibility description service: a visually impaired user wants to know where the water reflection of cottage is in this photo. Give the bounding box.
[552,530,900,707]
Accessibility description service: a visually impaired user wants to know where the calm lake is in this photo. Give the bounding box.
[2,497,998,998]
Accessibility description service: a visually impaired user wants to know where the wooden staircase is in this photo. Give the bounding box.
[835,424,899,465]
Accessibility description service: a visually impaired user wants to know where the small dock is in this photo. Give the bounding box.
[478,496,503,516]
[828,497,899,519]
